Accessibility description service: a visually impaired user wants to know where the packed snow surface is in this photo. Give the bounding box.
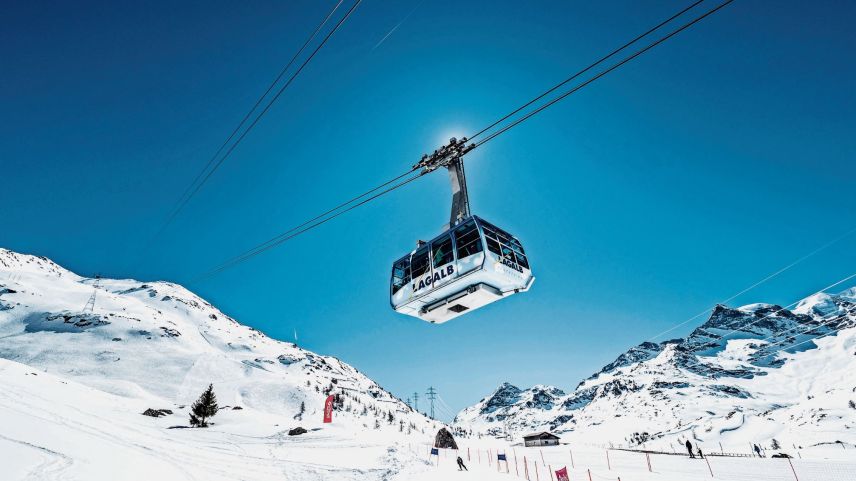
[2,247,856,480]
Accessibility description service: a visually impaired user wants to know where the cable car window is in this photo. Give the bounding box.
[510,238,526,256]
[485,237,502,256]
[411,246,431,279]
[515,252,530,269]
[454,221,483,258]
[479,219,529,270]
[391,257,410,294]
[432,234,454,267]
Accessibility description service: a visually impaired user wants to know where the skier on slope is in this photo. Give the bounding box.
[685,440,695,458]
[457,456,468,471]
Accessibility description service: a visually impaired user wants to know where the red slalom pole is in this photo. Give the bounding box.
[587,468,593,481]
[705,456,713,477]
[549,464,555,481]
[570,449,575,469]
[524,456,530,480]
[606,449,611,470]
[646,452,652,472]
[535,461,540,481]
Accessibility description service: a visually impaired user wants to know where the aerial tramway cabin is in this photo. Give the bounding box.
[390,215,534,323]
[389,137,534,323]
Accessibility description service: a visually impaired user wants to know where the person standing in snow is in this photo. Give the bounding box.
[697,447,704,459]
[457,456,468,471]
[685,440,695,458]
[754,444,763,457]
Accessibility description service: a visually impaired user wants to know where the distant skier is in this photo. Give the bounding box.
[754,444,763,457]
[696,447,704,459]
[457,456,468,471]
[685,440,695,458]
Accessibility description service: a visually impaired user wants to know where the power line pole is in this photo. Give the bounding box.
[426,387,437,420]
[412,392,419,413]
[82,275,101,313]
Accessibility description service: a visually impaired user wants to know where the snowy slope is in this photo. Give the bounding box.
[454,290,856,449]
[0,356,436,481]
[0,247,439,437]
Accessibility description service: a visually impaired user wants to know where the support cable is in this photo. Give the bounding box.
[471,0,734,149]
[190,0,733,281]
[192,169,422,283]
[175,0,363,218]
[144,0,360,256]
[648,225,856,341]
[467,0,705,142]
[164,0,346,230]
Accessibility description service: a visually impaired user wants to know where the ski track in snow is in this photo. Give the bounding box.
[3,249,856,480]
[0,434,73,481]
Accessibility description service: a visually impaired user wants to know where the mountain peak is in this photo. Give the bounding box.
[455,288,856,446]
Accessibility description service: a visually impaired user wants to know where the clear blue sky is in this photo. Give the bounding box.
[2,0,855,420]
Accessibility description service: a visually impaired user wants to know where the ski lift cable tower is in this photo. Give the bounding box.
[426,386,437,420]
[82,274,102,313]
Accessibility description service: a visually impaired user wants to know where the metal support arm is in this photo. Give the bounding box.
[413,137,475,227]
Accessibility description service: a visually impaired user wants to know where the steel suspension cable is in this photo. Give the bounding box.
[161,0,346,231]
[470,0,734,149]
[711,271,856,341]
[168,0,362,227]
[191,169,422,283]
[467,0,705,142]
[190,1,733,281]
[672,271,856,374]
[648,225,856,341]
[772,318,856,354]
[755,284,856,349]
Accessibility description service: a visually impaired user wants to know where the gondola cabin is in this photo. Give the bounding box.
[390,216,534,323]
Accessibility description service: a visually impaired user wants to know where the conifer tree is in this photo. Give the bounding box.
[189,384,218,427]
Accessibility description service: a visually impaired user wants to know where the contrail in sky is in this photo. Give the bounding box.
[372,0,425,51]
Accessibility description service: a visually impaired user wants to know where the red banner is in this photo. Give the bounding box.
[323,395,334,423]
[555,467,570,481]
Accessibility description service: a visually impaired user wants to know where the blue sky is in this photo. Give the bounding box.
[2,0,855,420]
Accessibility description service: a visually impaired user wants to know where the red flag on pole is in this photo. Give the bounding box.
[323,395,334,423]
[555,467,570,481]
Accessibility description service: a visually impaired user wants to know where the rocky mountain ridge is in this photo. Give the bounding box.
[454,287,856,448]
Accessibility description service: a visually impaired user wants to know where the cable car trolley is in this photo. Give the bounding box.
[390,138,534,323]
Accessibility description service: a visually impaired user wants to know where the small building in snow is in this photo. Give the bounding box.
[522,431,560,447]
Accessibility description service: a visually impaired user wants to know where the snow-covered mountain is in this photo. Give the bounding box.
[0,247,437,434]
[454,288,856,449]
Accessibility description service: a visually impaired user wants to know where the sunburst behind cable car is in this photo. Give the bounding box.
[390,138,534,323]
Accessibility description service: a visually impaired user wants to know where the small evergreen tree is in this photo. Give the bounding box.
[771,438,781,450]
[189,384,218,427]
